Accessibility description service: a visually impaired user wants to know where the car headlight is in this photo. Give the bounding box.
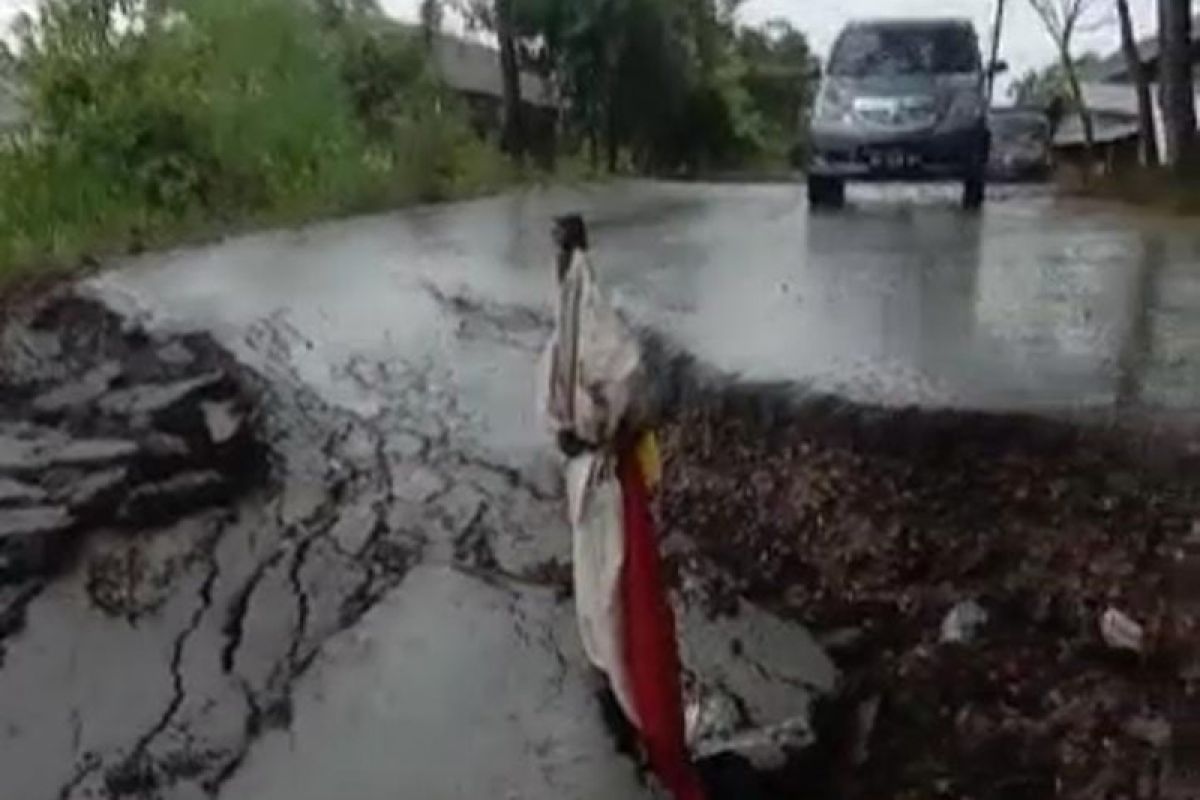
[946,93,984,125]
[816,85,852,122]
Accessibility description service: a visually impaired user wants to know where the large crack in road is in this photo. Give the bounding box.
[0,267,842,800]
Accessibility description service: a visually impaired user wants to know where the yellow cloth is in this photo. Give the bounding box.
[636,430,662,491]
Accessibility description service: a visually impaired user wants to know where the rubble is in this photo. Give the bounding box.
[31,361,122,418]
[0,506,74,576]
[657,366,1200,799]
[120,471,232,526]
[0,478,46,506]
[1100,607,1145,653]
[941,600,989,644]
[0,293,263,582]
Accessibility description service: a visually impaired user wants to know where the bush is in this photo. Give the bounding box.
[0,0,512,278]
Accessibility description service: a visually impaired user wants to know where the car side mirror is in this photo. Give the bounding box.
[989,60,1009,76]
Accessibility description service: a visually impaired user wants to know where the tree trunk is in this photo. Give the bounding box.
[1159,0,1197,172]
[496,0,524,159]
[604,47,620,174]
[588,113,599,170]
[1118,0,1160,166]
[1061,47,1096,159]
[605,93,619,173]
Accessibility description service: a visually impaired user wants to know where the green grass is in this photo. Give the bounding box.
[0,0,519,285]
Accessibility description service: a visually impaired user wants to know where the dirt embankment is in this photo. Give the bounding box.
[648,336,1200,799]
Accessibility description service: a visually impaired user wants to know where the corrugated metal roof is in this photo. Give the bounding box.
[1090,17,1200,82]
[1080,80,1200,119]
[1053,115,1139,146]
[430,34,554,109]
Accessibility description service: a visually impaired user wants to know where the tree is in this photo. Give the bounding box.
[457,0,817,173]
[736,19,820,163]
[1026,0,1105,157]
[495,0,524,157]
[1007,53,1102,114]
[420,0,444,46]
[1116,0,1159,166]
[1158,0,1197,171]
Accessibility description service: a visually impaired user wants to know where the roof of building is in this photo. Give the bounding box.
[1089,15,1200,82]
[1053,115,1139,147]
[844,17,975,30]
[430,33,554,109]
[1079,79,1200,118]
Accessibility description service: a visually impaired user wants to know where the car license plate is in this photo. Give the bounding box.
[867,150,917,169]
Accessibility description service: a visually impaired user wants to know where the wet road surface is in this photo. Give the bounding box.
[4,181,1198,799]
[106,180,1200,416]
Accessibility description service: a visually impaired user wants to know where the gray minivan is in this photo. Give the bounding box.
[807,19,1000,210]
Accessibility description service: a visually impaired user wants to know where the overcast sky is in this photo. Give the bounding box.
[0,0,1163,93]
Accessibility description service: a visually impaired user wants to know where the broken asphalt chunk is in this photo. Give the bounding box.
[0,506,74,577]
[98,372,228,425]
[120,471,231,527]
[0,477,47,506]
[59,467,128,517]
[941,600,989,644]
[31,361,122,419]
[0,432,137,475]
[200,400,245,446]
[1101,607,1146,653]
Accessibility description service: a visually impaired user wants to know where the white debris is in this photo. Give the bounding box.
[1100,607,1145,653]
[1126,716,1171,749]
[852,696,881,766]
[941,600,989,643]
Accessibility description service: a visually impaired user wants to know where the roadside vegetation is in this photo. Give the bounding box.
[0,0,513,279]
[0,0,820,280]
[450,0,820,175]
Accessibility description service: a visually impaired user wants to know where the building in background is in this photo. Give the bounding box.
[426,32,557,159]
[1060,18,1200,169]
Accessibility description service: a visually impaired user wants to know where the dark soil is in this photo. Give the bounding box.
[659,385,1200,800]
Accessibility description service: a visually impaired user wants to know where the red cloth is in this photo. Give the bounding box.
[618,448,707,800]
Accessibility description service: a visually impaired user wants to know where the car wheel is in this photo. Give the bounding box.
[807,175,845,209]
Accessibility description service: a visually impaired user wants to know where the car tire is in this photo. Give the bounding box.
[962,131,989,211]
[807,175,845,209]
[962,174,985,211]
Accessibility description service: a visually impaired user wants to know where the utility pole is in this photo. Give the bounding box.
[986,0,1007,103]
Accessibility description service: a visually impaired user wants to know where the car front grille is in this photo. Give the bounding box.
[852,98,939,129]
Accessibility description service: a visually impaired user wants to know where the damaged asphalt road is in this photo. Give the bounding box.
[2,181,1198,799]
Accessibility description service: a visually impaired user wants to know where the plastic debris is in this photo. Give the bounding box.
[941,600,989,643]
[1100,607,1145,653]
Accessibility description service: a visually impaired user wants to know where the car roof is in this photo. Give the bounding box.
[843,18,976,32]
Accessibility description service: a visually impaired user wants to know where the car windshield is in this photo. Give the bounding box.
[829,25,980,77]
